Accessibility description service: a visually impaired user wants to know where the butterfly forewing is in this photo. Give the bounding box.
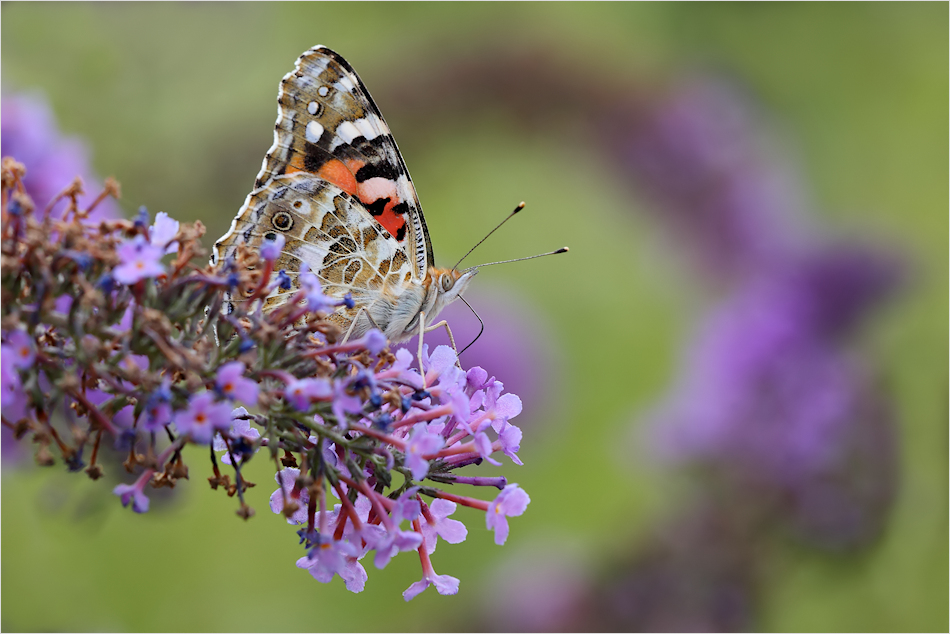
[213,46,449,341]
[245,46,432,276]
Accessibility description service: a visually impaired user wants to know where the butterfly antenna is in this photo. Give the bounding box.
[452,202,525,271]
[469,247,569,270]
[458,295,484,356]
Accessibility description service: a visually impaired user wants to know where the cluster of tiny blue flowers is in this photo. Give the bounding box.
[0,158,529,600]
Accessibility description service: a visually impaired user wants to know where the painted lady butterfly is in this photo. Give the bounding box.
[212,46,477,343]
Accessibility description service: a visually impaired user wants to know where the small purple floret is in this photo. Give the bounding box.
[113,482,150,513]
[215,361,259,406]
[148,211,180,254]
[486,484,530,545]
[260,233,285,262]
[174,392,233,444]
[113,236,165,284]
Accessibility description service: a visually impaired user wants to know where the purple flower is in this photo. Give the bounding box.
[141,379,173,432]
[498,423,524,466]
[1,92,121,222]
[269,468,309,525]
[330,379,364,429]
[421,499,468,554]
[260,233,285,262]
[215,361,259,406]
[212,407,261,465]
[113,236,166,285]
[4,330,35,369]
[474,432,501,466]
[296,539,367,593]
[362,523,423,570]
[113,405,136,430]
[423,344,459,381]
[403,567,460,601]
[298,263,337,313]
[148,212,180,254]
[361,329,387,355]
[391,488,422,525]
[276,269,292,290]
[486,484,530,545]
[489,393,522,425]
[404,429,445,480]
[283,377,331,411]
[649,252,895,487]
[113,481,150,514]
[173,392,233,444]
[401,286,557,420]
[1,352,28,422]
[598,79,806,282]
[646,246,900,549]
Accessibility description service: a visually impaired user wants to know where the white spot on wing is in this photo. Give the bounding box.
[336,120,361,144]
[307,101,318,115]
[354,117,380,141]
[318,85,329,97]
[359,177,398,201]
[337,75,356,93]
[306,121,324,144]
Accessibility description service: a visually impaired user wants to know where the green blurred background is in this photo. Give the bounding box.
[1,3,946,631]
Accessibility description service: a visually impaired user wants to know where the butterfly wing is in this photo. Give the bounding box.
[218,174,415,324]
[213,46,434,331]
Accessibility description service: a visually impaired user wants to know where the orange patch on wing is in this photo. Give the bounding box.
[285,153,308,175]
[356,176,407,241]
[317,159,360,196]
[374,198,407,241]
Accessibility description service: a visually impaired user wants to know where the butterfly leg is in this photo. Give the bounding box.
[415,312,462,387]
[340,308,365,344]
[340,307,383,344]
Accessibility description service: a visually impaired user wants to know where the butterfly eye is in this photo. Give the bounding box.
[441,274,453,292]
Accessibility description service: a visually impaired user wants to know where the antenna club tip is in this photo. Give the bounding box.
[514,202,526,212]
[557,247,570,254]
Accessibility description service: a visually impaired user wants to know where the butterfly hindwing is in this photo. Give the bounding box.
[220,171,414,309]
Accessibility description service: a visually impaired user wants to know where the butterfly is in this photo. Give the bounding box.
[212,45,477,343]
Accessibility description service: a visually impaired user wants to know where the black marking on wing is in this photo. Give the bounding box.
[355,161,398,183]
[365,197,390,217]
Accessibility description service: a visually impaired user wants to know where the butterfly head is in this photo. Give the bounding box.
[427,266,478,317]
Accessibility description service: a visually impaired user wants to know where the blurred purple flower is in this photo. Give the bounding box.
[1,92,120,220]
[148,211,180,254]
[259,233,285,262]
[283,377,331,411]
[212,407,261,466]
[173,392,232,444]
[269,467,310,525]
[1,349,28,423]
[298,263,338,313]
[4,330,36,370]
[648,245,900,548]
[113,481,150,514]
[215,361,259,407]
[113,236,165,284]
[599,79,809,282]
